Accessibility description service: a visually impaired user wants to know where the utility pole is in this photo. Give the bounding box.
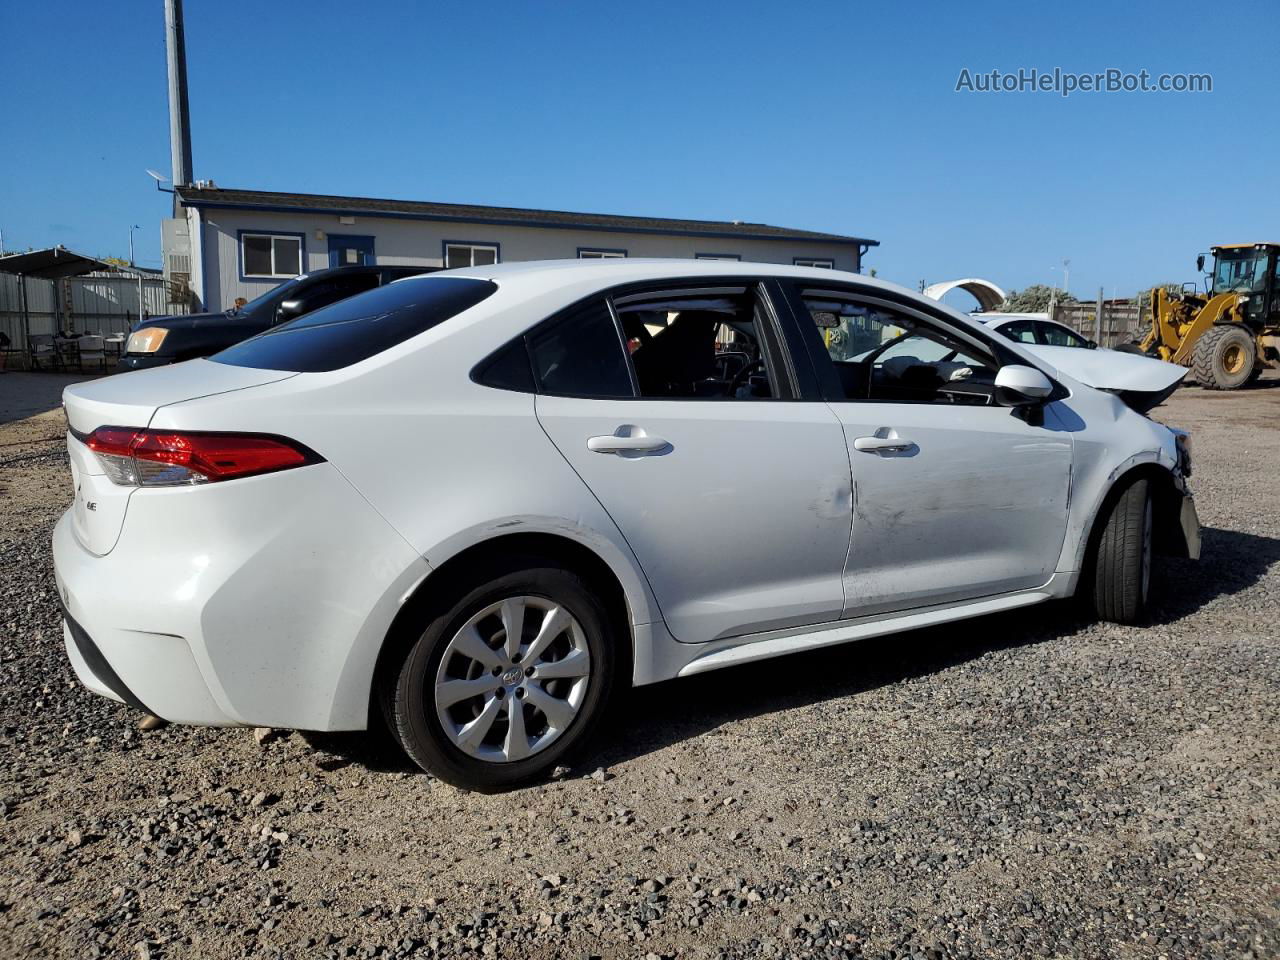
[164,0,194,209]
[1096,287,1105,345]
[1062,258,1070,297]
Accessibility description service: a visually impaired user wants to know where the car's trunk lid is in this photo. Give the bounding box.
[62,361,297,555]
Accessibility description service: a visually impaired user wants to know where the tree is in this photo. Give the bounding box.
[100,256,132,269]
[999,284,1076,312]
[1134,283,1188,313]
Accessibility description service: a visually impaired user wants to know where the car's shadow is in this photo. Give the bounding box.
[303,525,1279,779]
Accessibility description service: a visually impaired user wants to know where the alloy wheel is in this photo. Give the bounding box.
[433,596,591,763]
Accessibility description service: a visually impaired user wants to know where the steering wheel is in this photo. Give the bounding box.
[729,358,765,396]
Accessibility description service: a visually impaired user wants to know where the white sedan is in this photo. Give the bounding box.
[976,312,1097,349]
[975,312,1188,413]
[53,260,1199,790]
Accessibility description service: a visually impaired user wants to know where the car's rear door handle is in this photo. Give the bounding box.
[853,434,914,454]
[587,426,669,455]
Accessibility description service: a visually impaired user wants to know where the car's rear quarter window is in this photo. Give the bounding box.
[212,277,497,372]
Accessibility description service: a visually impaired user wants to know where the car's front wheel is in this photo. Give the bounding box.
[387,562,616,791]
[1089,477,1153,624]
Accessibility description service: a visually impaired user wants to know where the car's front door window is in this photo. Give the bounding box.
[806,293,999,405]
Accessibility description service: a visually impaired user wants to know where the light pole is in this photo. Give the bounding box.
[128,224,140,267]
[1061,258,1071,297]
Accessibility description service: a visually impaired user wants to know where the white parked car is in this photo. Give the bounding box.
[53,261,1200,790]
[975,312,1095,349]
[975,312,1188,413]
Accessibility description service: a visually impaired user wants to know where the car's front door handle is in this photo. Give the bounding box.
[853,435,914,454]
[587,434,669,455]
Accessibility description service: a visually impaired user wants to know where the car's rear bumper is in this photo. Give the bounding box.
[51,463,429,730]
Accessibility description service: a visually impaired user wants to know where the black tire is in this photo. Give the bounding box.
[1090,478,1153,625]
[1192,325,1256,390]
[386,560,616,791]
[1115,341,1150,356]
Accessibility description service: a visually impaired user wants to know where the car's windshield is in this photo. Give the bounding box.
[1212,252,1269,294]
[230,276,303,315]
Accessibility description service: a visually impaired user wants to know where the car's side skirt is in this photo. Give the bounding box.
[650,573,1071,680]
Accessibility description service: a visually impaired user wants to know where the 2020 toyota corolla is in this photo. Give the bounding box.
[53,260,1200,790]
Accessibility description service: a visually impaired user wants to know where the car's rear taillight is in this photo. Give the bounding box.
[82,427,321,487]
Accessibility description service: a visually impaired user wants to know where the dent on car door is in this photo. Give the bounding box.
[531,281,853,645]
[787,284,1073,617]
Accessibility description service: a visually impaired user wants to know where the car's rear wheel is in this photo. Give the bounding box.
[1089,478,1153,624]
[387,562,616,791]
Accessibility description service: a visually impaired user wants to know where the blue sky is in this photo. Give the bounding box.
[2,0,1277,304]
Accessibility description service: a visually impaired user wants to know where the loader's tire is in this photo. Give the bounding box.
[1192,325,1256,390]
[1089,478,1152,625]
[1116,341,1150,356]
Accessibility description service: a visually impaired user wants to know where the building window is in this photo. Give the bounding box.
[578,248,627,259]
[794,257,835,269]
[695,253,741,261]
[443,242,499,269]
[241,233,303,278]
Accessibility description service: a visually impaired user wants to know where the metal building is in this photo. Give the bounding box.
[166,185,879,312]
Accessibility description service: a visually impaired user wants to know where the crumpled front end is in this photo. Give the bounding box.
[1026,343,1189,413]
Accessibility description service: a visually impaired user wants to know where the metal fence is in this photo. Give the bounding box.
[1049,298,1144,348]
[0,270,187,363]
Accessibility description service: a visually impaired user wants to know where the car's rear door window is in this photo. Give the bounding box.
[610,284,793,399]
[212,277,497,372]
[528,299,635,398]
[1035,320,1089,347]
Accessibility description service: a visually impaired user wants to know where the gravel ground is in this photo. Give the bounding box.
[0,371,1277,960]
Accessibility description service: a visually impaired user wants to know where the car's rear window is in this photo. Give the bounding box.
[212,277,497,372]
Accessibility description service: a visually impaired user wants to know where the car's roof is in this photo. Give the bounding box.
[412,257,926,308]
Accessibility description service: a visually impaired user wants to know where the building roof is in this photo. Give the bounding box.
[0,247,122,280]
[176,186,878,248]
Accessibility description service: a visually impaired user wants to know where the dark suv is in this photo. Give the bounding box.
[117,264,437,371]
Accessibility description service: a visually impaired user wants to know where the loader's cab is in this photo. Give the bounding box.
[1207,244,1280,327]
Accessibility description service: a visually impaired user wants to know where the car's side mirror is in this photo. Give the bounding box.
[1196,254,1206,273]
[275,298,307,324]
[995,364,1054,406]
[1085,339,1098,350]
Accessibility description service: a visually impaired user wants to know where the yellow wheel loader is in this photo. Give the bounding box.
[1124,243,1280,389]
